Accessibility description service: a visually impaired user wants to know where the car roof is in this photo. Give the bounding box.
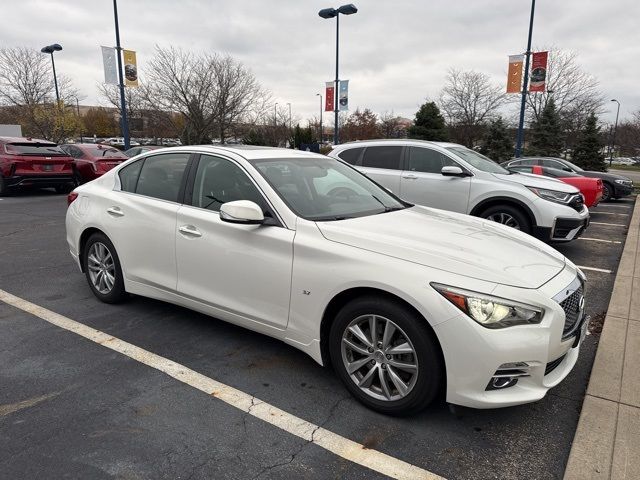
[333,139,465,149]
[148,144,323,161]
[0,136,55,144]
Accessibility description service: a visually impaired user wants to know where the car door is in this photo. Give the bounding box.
[359,145,403,194]
[400,146,471,212]
[106,152,191,291]
[175,153,294,329]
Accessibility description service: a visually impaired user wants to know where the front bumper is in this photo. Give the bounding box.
[533,208,590,243]
[612,183,634,198]
[434,268,586,409]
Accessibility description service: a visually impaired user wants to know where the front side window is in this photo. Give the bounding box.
[135,153,189,202]
[191,155,265,212]
[361,146,402,170]
[408,147,456,173]
[540,159,564,170]
[251,156,407,221]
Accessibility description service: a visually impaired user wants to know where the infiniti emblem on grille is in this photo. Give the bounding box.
[578,295,585,312]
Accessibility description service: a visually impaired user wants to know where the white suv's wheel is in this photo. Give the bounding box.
[480,205,531,234]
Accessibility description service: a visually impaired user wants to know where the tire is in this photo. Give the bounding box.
[480,204,531,234]
[83,232,127,304]
[601,182,612,202]
[329,296,443,416]
[0,175,7,196]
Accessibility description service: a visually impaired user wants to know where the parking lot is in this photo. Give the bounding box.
[0,191,635,480]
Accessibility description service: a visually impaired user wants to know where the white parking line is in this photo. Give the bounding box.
[578,238,622,244]
[0,289,443,480]
[590,222,628,227]
[596,204,632,209]
[576,265,613,274]
[590,211,629,216]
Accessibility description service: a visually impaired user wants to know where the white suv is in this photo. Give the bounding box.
[330,140,590,242]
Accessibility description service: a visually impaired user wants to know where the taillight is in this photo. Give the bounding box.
[67,192,79,206]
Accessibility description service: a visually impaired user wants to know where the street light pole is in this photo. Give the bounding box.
[112,0,130,150]
[610,99,621,167]
[316,93,323,143]
[40,44,62,104]
[515,0,536,158]
[319,4,358,146]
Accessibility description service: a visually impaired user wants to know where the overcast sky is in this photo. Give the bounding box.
[3,0,638,125]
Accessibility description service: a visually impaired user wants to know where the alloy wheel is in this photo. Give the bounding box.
[87,242,116,294]
[341,314,419,401]
[486,212,521,229]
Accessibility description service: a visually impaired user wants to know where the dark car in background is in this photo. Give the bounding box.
[0,137,75,195]
[124,145,162,157]
[502,157,634,201]
[60,143,128,184]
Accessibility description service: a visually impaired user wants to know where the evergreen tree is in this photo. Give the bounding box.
[572,113,606,172]
[479,117,513,161]
[528,98,563,156]
[408,102,448,141]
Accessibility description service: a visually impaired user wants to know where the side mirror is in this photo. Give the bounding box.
[219,200,264,225]
[441,166,468,177]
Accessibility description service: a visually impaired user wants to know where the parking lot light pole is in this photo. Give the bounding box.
[112,0,130,150]
[609,99,621,167]
[316,93,323,143]
[319,4,358,146]
[515,0,536,158]
[40,44,62,104]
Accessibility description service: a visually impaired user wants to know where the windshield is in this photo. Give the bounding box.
[250,156,408,221]
[446,147,510,174]
[5,142,67,156]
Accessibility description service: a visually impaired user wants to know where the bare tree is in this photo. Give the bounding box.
[439,68,508,147]
[0,46,81,141]
[378,111,404,139]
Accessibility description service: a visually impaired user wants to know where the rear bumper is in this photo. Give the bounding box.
[6,174,75,188]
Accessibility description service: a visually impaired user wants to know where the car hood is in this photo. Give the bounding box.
[491,172,579,192]
[580,171,632,182]
[316,206,566,289]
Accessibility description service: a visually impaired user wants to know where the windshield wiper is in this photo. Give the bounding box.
[371,194,404,213]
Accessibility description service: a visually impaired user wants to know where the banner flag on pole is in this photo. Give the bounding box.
[101,46,118,85]
[339,80,349,111]
[506,55,524,93]
[529,51,549,92]
[325,82,334,112]
[123,49,139,87]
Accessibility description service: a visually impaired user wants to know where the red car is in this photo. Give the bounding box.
[509,165,603,207]
[0,137,75,195]
[60,143,129,183]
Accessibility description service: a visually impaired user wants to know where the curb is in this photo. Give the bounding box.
[564,197,640,480]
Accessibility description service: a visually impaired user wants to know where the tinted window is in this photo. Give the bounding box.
[540,159,564,169]
[136,153,189,202]
[545,167,580,178]
[337,148,363,165]
[362,146,402,170]
[191,155,264,212]
[511,159,537,166]
[408,147,455,173]
[119,160,143,193]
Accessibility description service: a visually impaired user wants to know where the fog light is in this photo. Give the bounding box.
[487,377,518,390]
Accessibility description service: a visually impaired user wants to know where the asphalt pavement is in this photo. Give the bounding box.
[0,190,634,480]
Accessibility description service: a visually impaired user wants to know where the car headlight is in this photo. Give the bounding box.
[431,283,544,329]
[527,187,573,205]
[614,179,633,186]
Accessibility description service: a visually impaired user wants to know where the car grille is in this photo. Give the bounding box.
[545,354,566,375]
[560,285,583,334]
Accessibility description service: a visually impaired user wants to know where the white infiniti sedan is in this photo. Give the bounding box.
[65,145,589,415]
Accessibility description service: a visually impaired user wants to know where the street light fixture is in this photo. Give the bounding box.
[316,93,323,144]
[40,43,62,104]
[609,99,621,167]
[319,3,358,145]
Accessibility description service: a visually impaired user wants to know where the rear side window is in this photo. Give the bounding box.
[119,160,143,193]
[337,148,363,165]
[136,153,190,202]
[408,147,455,173]
[362,146,402,170]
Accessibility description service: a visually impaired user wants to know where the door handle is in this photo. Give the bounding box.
[178,225,202,238]
[106,206,124,217]
[402,174,418,180]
